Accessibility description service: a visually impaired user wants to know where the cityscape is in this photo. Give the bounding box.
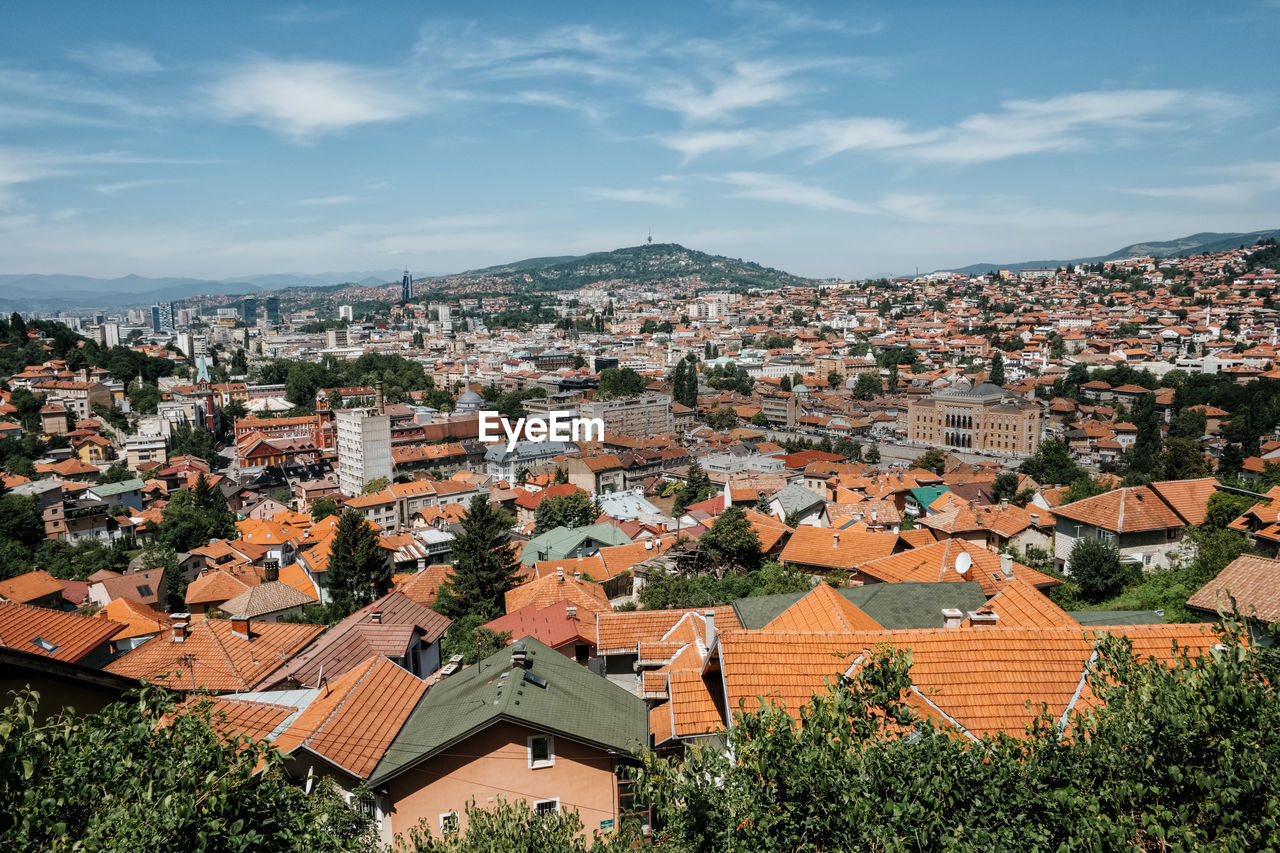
[2,3,1279,852]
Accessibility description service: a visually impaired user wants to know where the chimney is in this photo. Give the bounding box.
[1030,512,1040,525]
[375,380,385,415]
[573,570,582,581]
[871,509,878,524]
[941,608,963,629]
[566,605,578,620]
[231,616,251,640]
[264,560,279,582]
[556,567,565,583]
[171,613,190,643]
[370,610,383,624]
[1000,552,1015,580]
[832,531,840,547]
[511,642,529,669]
[702,609,716,647]
[969,611,999,628]
[1000,499,1009,509]
[644,539,653,550]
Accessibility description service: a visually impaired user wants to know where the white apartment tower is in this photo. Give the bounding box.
[336,402,392,497]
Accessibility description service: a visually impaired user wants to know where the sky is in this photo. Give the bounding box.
[1,1,1278,281]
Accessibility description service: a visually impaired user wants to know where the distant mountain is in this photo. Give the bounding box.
[936,229,1280,276]
[0,269,408,311]
[426,243,816,292]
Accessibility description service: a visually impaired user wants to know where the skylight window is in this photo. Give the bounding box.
[31,637,59,653]
[136,584,153,597]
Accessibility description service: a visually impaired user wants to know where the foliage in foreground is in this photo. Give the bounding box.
[631,624,1280,852]
[0,685,376,852]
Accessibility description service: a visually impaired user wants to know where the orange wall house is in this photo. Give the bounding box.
[385,720,624,838]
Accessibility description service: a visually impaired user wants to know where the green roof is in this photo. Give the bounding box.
[89,478,145,496]
[732,581,989,630]
[519,523,632,565]
[369,636,646,785]
[908,486,949,509]
[1069,610,1169,626]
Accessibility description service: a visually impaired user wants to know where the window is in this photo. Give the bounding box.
[31,637,59,654]
[528,734,555,769]
[440,812,460,834]
[534,798,560,816]
[347,791,383,832]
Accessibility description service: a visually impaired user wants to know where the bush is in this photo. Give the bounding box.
[1068,537,1139,603]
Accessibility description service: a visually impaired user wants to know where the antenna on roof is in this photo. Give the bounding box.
[954,551,972,578]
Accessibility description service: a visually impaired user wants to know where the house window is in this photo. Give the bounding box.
[31,637,59,654]
[440,812,460,834]
[533,798,560,816]
[348,791,383,832]
[528,734,555,769]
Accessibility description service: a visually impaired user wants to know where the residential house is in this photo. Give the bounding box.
[0,602,123,667]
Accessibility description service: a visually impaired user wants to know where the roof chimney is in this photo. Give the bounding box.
[1000,552,1015,580]
[573,570,582,581]
[702,609,716,647]
[231,616,251,640]
[556,567,565,582]
[941,608,963,629]
[370,609,383,624]
[832,531,840,547]
[171,613,190,643]
[511,641,529,669]
[969,611,999,628]
[263,560,279,582]
[1000,499,1009,509]
[565,605,578,620]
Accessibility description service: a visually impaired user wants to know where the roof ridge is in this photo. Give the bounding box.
[204,620,246,691]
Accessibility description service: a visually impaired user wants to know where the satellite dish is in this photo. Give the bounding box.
[954,552,972,577]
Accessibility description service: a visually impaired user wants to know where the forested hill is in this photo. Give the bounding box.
[422,243,819,293]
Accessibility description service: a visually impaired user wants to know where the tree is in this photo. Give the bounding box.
[157,476,236,553]
[362,476,391,494]
[827,370,844,388]
[595,367,646,400]
[1068,537,1137,602]
[534,490,597,534]
[170,424,218,465]
[673,459,715,515]
[705,407,737,431]
[221,397,247,426]
[1019,439,1083,486]
[1127,392,1162,478]
[779,375,792,393]
[698,506,763,575]
[127,380,161,415]
[1061,475,1113,505]
[1159,437,1208,481]
[988,350,1005,386]
[97,461,133,484]
[440,613,512,667]
[852,373,881,400]
[325,509,392,616]
[1203,491,1257,532]
[310,497,340,522]
[864,445,880,464]
[412,330,425,348]
[991,472,1020,504]
[0,685,375,852]
[434,495,519,622]
[750,411,770,427]
[910,448,946,475]
[395,796,626,852]
[886,364,899,392]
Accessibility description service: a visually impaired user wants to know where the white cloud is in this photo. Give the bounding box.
[67,44,162,74]
[209,60,416,140]
[294,194,357,206]
[1119,160,1280,205]
[719,172,873,212]
[585,187,684,207]
[644,60,805,123]
[92,179,166,195]
[727,0,886,35]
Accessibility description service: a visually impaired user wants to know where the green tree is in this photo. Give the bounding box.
[750,411,770,427]
[1203,491,1256,532]
[412,330,425,348]
[1159,437,1208,481]
[705,406,737,431]
[991,472,1020,504]
[827,370,844,388]
[361,476,391,494]
[1061,475,1113,505]
[534,490,598,534]
[434,495,519,621]
[673,459,715,515]
[1068,537,1137,602]
[439,613,512,666]
[595,367,647,400]
[0,686,375,852]
[127,380,161,415]
[1019,439,1083,486]
[910,448,946,475]
[1126,392,1162,478]
[170,424,218,464]
[157,478,236,553]
[310,497,341,522]
[395,796,627,852]
[988,350,1005,386]
[864,445,880,464]
[698,506,763,575]
[96,461,133,484]
[325,509,391,616]
[852,372,881,400]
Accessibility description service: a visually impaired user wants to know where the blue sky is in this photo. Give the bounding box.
[1,1,1278,280]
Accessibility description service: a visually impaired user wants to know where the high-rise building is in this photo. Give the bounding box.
[401,270,412,302]
[438,302,453,334]
[338,304,354,321]
[336,407,392,496]
[150,302,175,332]
[578,393,674,438]
[241,297,257,325]
[264,296,281,326]
[99,322,121,349]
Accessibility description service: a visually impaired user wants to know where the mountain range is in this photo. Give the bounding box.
[933,229,1280,276]
[2,228,1276,311]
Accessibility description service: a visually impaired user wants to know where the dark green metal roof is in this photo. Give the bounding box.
[1069,610,1169,626]
[369,636,647,785]
[732,581,989,630]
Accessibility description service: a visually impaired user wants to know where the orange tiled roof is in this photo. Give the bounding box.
[181,695,295,741]
[855,539,1059,595]
[1149,478,1219,527]
[1050,486,1185,533]
[596,606,742,655]
[272,655,427,779]
[779,527,902,571]
[0,569,65,604]
[504,571,610,615]
[1186,554,1280,623]
[96,597,172,641]
[106,619,323,692]
[0,602,124,662]
[393,564,455,606]
[962,579,1079,628]
[762,583,882,633]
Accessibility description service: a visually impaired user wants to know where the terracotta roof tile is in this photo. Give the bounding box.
[856,539,1060,595]
[763,583,883,633]
[1186,554,1280,623]
[779,527,902,571]
[0,602,124,662]
[1050,486,1184,533]
[505,572,611,614]
[596,605,741,655]
[0,569,65,604]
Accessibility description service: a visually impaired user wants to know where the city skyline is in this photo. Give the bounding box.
[1,1,1278,280]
